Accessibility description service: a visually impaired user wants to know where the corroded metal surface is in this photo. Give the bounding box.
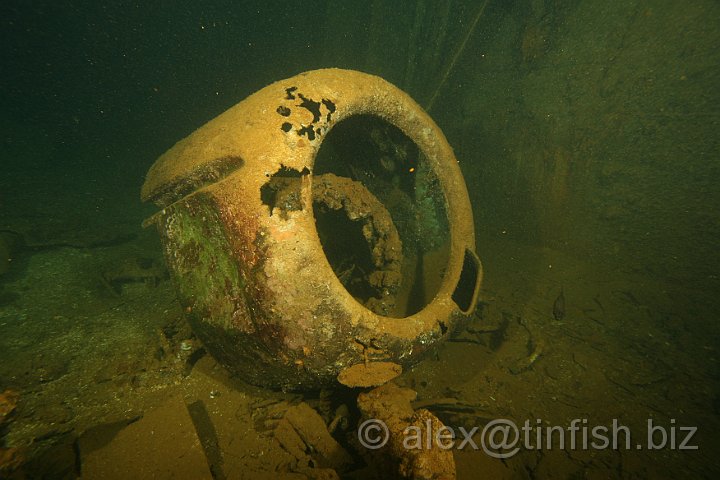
[141,69,482,390]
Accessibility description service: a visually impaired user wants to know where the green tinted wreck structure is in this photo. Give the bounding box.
[141,69,482,390]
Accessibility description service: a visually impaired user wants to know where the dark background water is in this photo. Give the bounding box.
[3,1,327,176]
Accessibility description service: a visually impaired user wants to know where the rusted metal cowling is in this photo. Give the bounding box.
[141,69,482,391]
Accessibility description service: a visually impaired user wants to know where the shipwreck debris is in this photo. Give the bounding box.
[356,383,456,480]
[552,287,566,320]
[141,69,482,390]
[337,361,403,388]
[273,402,353,476]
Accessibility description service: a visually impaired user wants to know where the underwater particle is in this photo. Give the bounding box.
[281,122,293,132]
[276,105,291,116]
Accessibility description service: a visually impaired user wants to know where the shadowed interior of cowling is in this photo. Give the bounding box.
[312,114,452,318]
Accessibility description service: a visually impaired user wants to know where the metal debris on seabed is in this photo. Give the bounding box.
[509,337,546,375]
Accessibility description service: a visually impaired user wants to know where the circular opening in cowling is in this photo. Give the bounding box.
[313,114,451,318]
